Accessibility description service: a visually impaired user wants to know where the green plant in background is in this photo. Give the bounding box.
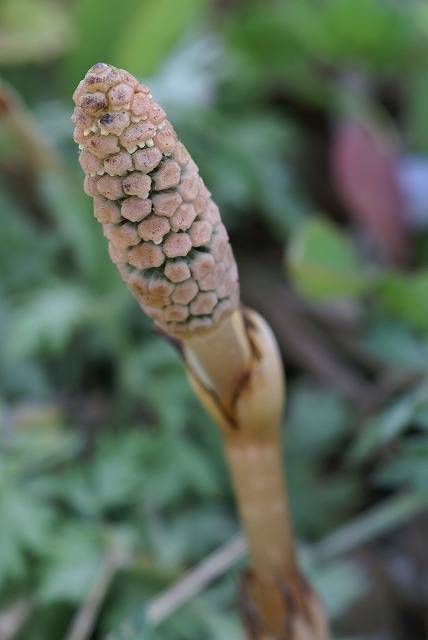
[2,1,428,639]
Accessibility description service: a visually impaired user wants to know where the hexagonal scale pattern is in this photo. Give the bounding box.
[73,63,240,334]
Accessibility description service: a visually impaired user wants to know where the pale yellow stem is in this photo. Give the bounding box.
[180,308,252,423]
[183,308,329,638]
[226,437,297,636]
[225,439,295,585]
[184,309,303,635]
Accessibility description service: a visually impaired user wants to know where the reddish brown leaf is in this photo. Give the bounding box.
[331,121,408,265]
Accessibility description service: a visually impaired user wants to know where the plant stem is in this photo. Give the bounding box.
[182,308,252,423]
[72,63,328,638]
[145,535,247,626]
[108,488,428,638]
[226,438,297,635]
[226,440,295,583]
[311,488,428,564]
[0,80,59,170]
[0,599,31,640]
[184,309,327,638]
[64,553,118,640]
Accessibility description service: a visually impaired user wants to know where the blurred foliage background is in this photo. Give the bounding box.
[1,0,428,638]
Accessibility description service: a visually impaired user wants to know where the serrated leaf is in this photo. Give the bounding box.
[41,433,148,518]
[140,431,222,511]
[4,285,93,359]
[90,435,147,513]
[38,525,104,604]
[287,218,368,300]
[122,339,193,429]
[0,485,52,586]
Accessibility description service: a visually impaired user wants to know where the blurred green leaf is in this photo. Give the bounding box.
[0,0,73,65]
[2,0,428,636]
[34,432,148,519]
[348,385,428,464]
[308,559,366,620]
[38,524,104,604]
[0,191,56,295]
[68,0,207,89]
[186,111,303,236]
[288,465,362,537]
[62,434,147,517]
[112,0,208,78]
[140,432,222,509]
[0,484,52,586]
[40,172,117,292]
[167,507,235,562]
[4,422,78,471]
[311,489,428,562]
[5,285,93,359]
[375,436,428,491]
[287,217,368,300]
[66,0,140,90]
[228,0,421,109]
[362,316,428,371]
[121,339,194,430]
[407,67,428,153]
[302,0,418,70]
[89,435,147,513]
[107,608,151,640]
[287,383,351,457]
[376,269,428,333]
